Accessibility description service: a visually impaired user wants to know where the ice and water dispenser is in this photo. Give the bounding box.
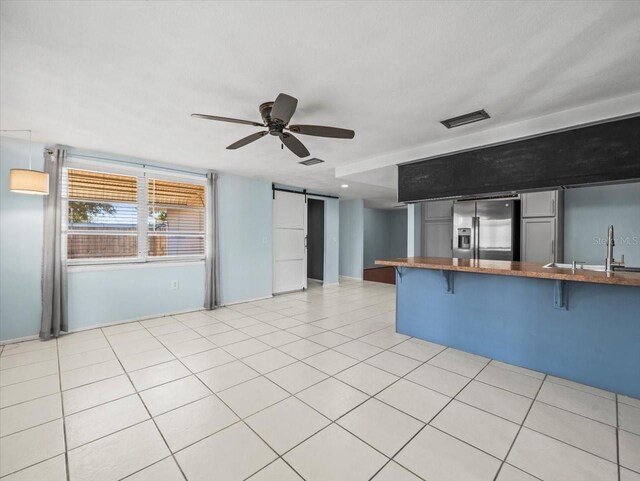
[457,228,471,250]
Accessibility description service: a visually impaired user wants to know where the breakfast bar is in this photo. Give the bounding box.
[376,257,640,398]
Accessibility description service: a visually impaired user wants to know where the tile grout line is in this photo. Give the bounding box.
[138,314,311,481]
[2,282,633,481]
[0,342,69,480]
[138,296,409,480]
[54,337,71,481]
[3,310,503,478]
[368,351,495,481]
[492,373,547,481]
[100,325,190,481]
[19,331,611,481]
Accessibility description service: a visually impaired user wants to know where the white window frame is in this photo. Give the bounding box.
[64,157,207,267]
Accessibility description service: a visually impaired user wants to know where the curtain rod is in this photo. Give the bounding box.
[65,152,208,177]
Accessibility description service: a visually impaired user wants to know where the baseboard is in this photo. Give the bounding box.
[0,307,204,345]
[0,334,39,345]
[339,275,363,281]
[221,294,273,306]
[322,282,339,288]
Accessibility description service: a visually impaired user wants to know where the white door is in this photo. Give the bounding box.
[273,191,307,294]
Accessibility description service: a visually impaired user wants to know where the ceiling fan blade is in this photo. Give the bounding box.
[279,132,310,158]
[270,93,298,125]
[287,125,355,139]
[226,131,268,150]
[191,113,263,127]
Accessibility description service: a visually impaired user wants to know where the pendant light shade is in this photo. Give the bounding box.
[1,129,50,195]
[10,169,50,195]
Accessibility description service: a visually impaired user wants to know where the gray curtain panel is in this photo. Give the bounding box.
[204,171,219,309]
[40,148,68,339]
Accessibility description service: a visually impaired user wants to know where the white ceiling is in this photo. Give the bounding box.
[2,1,640,207]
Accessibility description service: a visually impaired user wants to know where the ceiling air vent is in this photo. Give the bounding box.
[441,109,490,129]
[299,158,324,166]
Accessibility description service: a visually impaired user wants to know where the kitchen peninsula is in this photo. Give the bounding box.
[376,256,640,398]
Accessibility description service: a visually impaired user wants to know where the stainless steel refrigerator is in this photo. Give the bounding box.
[453,199,520,261]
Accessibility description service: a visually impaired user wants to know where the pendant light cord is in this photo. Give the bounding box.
[0,129,33,170]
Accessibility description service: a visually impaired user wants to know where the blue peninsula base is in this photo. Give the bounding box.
[395,267,640,398]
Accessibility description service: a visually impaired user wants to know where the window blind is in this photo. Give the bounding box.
[67,169,138,259]
[148,178,205,258]
[64,166,207,263]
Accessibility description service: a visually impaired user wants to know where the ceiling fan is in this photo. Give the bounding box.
[191,93,355,158]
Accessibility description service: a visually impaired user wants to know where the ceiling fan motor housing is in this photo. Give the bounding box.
[259,101,284,135]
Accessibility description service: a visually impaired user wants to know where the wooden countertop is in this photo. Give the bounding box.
[375,257,640,287]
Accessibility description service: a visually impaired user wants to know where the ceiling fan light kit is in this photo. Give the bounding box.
[192,93,355,158]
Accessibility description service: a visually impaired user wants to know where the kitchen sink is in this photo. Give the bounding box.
[612,266,640,273]
[543,262,606,272]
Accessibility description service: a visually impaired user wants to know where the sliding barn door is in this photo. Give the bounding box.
[273,191,307,294]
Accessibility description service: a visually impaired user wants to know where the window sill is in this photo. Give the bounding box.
[67,258,205,273]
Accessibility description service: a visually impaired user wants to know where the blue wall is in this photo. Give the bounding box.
[0,137,46,341]
[389,209,408,258]
[363,208,407,268]
[564,182,640,266]
[363,208,388,269]
[407,203,423,257]
[314,196,339,285]
[218,174,273,305]
[396,268,640,398]
[0,138,278,341]
[339,199,364,278]
[68,263,205,329]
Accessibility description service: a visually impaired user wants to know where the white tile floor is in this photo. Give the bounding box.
[0,278,639,481]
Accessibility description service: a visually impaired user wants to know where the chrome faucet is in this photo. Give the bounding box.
[605,225,625,273]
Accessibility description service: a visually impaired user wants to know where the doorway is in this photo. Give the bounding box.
[307,198,324,282]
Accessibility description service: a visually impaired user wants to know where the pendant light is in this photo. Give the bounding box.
[2,129,49,195]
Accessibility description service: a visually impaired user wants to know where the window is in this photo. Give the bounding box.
[64,164,206,264]
[148,178,205,258]
[67,169,138,260]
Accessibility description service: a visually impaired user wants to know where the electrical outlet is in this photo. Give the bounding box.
[170,280,179,290]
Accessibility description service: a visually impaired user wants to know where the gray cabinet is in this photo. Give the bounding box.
[520,189,563,263]
[424,200,453,219]
[522,191,557,218]
[522,218,556,263]
[422,200,453,257]
[424,220,453,258]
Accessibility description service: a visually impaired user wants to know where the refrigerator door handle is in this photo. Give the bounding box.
[476,216,480,259]
[471,216,480,260]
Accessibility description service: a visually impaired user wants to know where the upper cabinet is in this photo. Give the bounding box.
[520,190,564,263]
[423,200,453,257]
[522,191,557,218]
[424,200,453,219]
